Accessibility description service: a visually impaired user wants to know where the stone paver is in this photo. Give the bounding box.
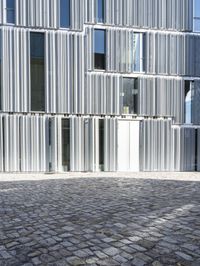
[0,173,200,265]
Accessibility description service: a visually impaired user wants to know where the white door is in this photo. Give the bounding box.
[117,120,140,171]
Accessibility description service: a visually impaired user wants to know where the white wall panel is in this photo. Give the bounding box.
[117,120,140,172]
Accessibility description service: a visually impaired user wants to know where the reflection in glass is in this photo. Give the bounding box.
[62,119,70,171]
[132,34,141,72]
[6,0,15,24]
[60,0,70,28]
[121,78,138,114]
[30,33,45,111]
[185,81,192,124]
[123,33,144,72]
[94,30,106,69]
[193,0,200,32]
[194,19,200,32]
[0,31,1,110]
[99,119,104,171]
[96,0,104,23]
[194,0,200,17]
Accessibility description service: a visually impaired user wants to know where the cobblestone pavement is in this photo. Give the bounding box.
[0,174,200,266]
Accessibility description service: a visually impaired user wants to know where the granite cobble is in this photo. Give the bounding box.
[0,174,200,265]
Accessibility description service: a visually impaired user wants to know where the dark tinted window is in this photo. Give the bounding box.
[94,30,106,69]
[62,119,70,171]
[6,0,15,24]
[30,33,45,111]
[121,78,138,114]
[96,0,104,23]
[0,31,1,110]
[60,0,70,28]
[99,119,104,171]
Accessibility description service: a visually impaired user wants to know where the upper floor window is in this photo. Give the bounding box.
[94,29,106,70]
[123,33,144,72]
[6,0,15,24]
[60,0,70,28]
[96,0,104,23]
[121,78,138,114]
[193,0,200,32]
[30,32,45,112]
[184,81,193,124]
[0,31,1,111]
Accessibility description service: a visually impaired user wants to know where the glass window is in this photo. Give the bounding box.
[6,0,15,24]
[94,29,106,70]
[184,81,193,124]
[30,32,45,112]
[193,0,200,31]
[99,119,104,171]
[62,119,70,171]
[194,0,200,17]
[124,33,144,72]
[0,31,1,111]
[194,19,200,32]
[60,0,70,28]
[96,0,104,23]
[121,78,138,114]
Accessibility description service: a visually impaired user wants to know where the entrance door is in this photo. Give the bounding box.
[117,120,140,171]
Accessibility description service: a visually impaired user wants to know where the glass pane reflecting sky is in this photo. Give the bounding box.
[60,0,70,28]
[194,0,200,17]
[7,0,14,9]
[97,0,104,23]
[95,30,105,54]
[194,19,200,31]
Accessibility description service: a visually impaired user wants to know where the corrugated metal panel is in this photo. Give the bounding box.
[85,73,120,115]
[85,0,192,31]
[104,117,117,171]
[172,127,196,171]
[146,32,187,75]
[86,29,200,77]
[15,0,85,31]
[46,31,85,113]
[0,1,194,31]
[140,119,172,171]
[2,27,29,112]
[0,0,199,173]
[0,115,4,171]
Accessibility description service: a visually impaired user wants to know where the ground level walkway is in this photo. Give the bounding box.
[0,172,200,265]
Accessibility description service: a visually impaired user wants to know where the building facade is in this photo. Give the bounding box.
[0,0,199,172]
